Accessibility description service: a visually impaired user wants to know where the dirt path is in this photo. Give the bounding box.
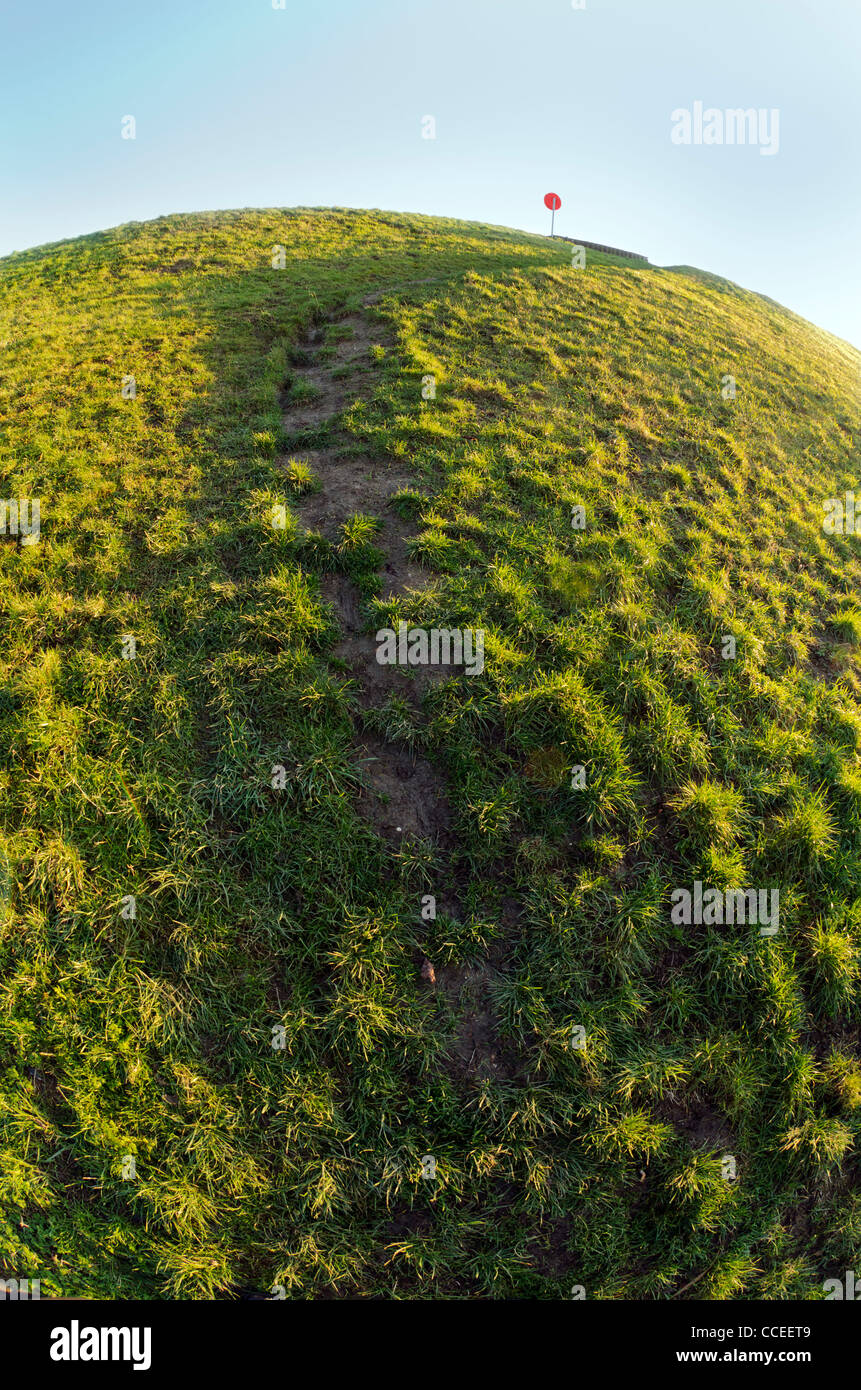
[279,308,451,841]
[279,300,520,1084]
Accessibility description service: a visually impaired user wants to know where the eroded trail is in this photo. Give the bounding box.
[279,307,451,843]
[278,301,521,1082]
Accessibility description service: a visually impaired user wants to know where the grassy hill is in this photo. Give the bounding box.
[1,207,860,1300]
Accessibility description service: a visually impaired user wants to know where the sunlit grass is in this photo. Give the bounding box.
[1,207,860,1300]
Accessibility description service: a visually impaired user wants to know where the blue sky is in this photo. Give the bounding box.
[3,0,859,347]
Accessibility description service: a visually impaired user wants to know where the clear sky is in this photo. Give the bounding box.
[2,0,859,348]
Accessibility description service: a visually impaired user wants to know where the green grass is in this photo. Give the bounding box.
[1,206,860,1299]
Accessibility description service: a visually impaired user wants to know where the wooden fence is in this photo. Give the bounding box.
[551,234,648,264]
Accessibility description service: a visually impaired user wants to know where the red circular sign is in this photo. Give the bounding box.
[544,192,561,211]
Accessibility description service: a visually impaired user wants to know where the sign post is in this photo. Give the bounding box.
[544,191,561,236]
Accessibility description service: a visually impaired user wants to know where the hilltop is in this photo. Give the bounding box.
[1,207,860,1299]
